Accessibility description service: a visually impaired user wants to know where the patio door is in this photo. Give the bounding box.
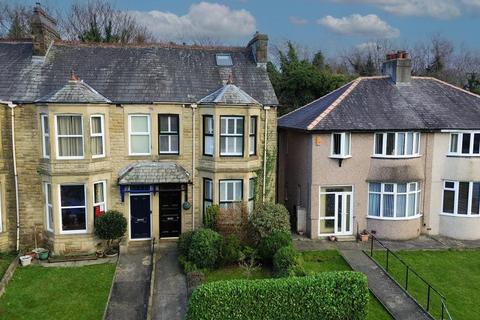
[319,186,353,236]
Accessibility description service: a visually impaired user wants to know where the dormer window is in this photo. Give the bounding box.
[373,132,420,158]
[216,54,233,66]
[330,132,351,158]
[449,132,480,156]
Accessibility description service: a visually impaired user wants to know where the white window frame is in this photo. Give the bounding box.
[58,184,87,234]
[45,183,53,232]
[330,132,351,158]
[128,114,151,156]
[448,131,480,156]
[368,182,421,220]
[248,178,255,214]
[219,179,243,208]
[373,132,420,158]
[249,116,257,156]
[158,114,179,155]
[203,178,213,215]
[93,181,107,217]
[203,115,214,156]
[220,116,244,156]
[55,114,85,160]
[41,114,50,159]
[441,180,480,216]
[90,114,105,158]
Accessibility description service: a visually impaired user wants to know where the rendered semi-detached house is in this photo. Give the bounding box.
[278,52,480,241]
[0,5,278,254]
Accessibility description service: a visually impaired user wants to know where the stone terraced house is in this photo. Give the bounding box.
[278,52,480,241]
[0,6,278,254]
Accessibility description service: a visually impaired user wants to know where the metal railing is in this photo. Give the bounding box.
[367,234,453,320]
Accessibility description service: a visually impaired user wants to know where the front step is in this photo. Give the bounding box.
[336,235,357,242]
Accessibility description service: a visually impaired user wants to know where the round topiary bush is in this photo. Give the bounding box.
[94,210,127,253]
[178,230,195,257]
[273,245,305,278]
[187,229,223,269]
[258,231,292,263]
[250,203,291,240]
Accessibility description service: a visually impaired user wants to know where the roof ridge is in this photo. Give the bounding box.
[306,78,363,130]
[413,76,480,99]
[277,79,357,120]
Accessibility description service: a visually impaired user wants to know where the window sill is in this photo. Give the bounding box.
[371,155,422,159]
[446,154,480,158]
[329,155,352,160]
[59,230,88,235]
[57,157,85,160]
[367,214,422,221]
[440,213,480,218]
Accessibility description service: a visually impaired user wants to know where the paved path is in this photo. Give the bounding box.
[105,247,152,320]
[152,242,187,320]
[341,249,432,320]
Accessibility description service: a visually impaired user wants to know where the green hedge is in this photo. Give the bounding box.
[186,271,369,320]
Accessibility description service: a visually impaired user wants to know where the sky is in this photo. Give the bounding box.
[18,0,480,55]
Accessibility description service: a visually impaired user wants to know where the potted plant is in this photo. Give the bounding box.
[94,210,127,257]
[359,229,369,242]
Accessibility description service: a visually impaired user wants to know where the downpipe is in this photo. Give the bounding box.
[191,103,197,229]
[262,106,270,203]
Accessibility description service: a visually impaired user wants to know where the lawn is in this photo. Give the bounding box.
[0,252,16,279]
[0,263,116,320]
[372,249,480,320]
[204,250,392,320]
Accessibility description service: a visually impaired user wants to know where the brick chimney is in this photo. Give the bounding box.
[247,32,269,69]
[382,51,412,84]
[31,3,60,56]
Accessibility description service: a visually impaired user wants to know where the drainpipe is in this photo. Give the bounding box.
[191,103,197,230]
[262,106,270,203]
[1,101,20,251]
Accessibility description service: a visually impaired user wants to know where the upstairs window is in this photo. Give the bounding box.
[220,116,244,156]
[374,132,420,157]
[56,115,84,159]
[219,180,242,209]
[159,115,179,154]
[41,114,50,158]
[449,132,480,156]
[249,116,257,156]
[216,54,233,66]
[203,116,214,156]
[90,115,105,158]
[129,115,151,155]
[330,132,351,158]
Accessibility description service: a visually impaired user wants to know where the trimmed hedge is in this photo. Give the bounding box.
[250,203,291,240]
[186,271,369,320]
[187,229,222,269]
[258,231,292,263]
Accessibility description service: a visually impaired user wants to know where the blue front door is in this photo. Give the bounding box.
[130,194,151,239]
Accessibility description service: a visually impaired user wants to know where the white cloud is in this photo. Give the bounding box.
[331,0,461,19]
[317,14,400,38]
[289,16,309,25]
[462,0,480,8]
[129,2,256,41]
[356,41,379,51]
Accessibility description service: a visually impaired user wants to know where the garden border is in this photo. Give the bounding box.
[0,254,20,298]
[102,253,120,320]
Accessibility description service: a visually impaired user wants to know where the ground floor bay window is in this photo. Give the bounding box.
[59,184,87,233]
[319,186,353,236]
[442,181,480,215]
[368,182,420,218]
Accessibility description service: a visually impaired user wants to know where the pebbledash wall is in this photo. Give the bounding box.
[278,130,480,241]
[0,102,276,254]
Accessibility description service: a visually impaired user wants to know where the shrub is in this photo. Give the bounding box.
[186,271,369,320]
[258,231,292,263]
[187,229,222,269]
[179,255,198,273]
[220,235,242,265]
[94,210,127,252]
[203,205,220,230]
[250,203,290,240]
[272,245,305,278]
[178,231,195,257]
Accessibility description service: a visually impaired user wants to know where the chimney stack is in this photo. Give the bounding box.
[31,3,60,56]
[382,51,412,84]
[247,32,269,69]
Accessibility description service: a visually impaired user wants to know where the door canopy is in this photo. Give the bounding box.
[118,162,190,185]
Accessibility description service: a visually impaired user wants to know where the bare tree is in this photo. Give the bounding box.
[0,2,32,39]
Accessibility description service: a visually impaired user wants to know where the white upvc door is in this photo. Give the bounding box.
[319,187,353,236]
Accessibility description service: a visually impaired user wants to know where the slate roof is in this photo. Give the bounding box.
[118,162,190,185]
[36,79,111,104]
[278,76,480,131]
[198,83,260,105]
[0,41,278,105]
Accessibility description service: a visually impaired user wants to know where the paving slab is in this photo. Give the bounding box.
[105,247,151,320]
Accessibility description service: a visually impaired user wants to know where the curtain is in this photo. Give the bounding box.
[57,116,83,157]
[369,193,380,216]
[397,133,405,155]
[384,194,394,217]
[397,194,406,217]
[94,183,104,203]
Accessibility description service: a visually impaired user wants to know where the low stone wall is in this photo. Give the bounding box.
[0,254,19,298]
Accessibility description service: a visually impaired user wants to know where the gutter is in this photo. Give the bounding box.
[262,105,270,203]
[0,100,20,251]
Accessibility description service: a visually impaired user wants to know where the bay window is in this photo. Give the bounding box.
[59,184,87,233]
[203,116,214,156]
[41,114,50,158]
[203,178,213,215]
[249,116,257,156]
[159,115,179,154]
[93,181,107,220]
[219,180,243,209]
[374,132,420,157]
[220,116,243,156]
[56,115,84,159]
[449,132,480,156]
[129,114,150,155]
[44,183,53,231]
[442,181,480,215]
[368,182,421,218]
[248,178,255,214]
[90,115,105,158]
[331,132,351,158]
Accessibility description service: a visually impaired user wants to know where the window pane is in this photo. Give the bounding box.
[397,183,407,193]
[62,207,86,231]
[369,183,381,192]
[94,183,104,203]
[333,134,341,155]
[131,135,149,153]
[383,194,394,217]
[414,133,420,154]
[450,134,458,153]
[345,134,350,155]
[250,117,256,134]
[61,185,85,206]
[91,117,102,134]
[474,134,480,154]
[159,135,169,152]
[369,193,380,216]
[171,117,178,132]
[171,135,179,152]
[235,137,242,154]
[386,133,395,155]
[58,116,82,135]
[46,184,52,204]
[159,116,169,132]
[205,136,214,155]
[407,132,414,154]
[397,133,405,155]
[227,119,235,134]
[43,116,49,134]
[384,184,394,192]
[44,136,50,156]
[220,137,226,153]
[92,136,103,155]
[458,182,469,214]
[220,118,227,134]
[249,136,255,155]
[227,183,234,200]
[397,194,406,217]
[131,116,148,133]
[205,117,213,134]
[249,179,255,199]
[234,182,242,201]
[472,183,480,214]
[445,181,455,189]
[462,133,471,154]
[443,190,455,213]
[375,134,383,154]
[236,119,243,134]
[407,193,416,216]
[58,137,83,157]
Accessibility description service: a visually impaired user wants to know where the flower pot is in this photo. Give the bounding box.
[38,250,49,260]
[328,235,337,242]
[20,255,32,266]
[104,249,118,258]
[360,234,369,242]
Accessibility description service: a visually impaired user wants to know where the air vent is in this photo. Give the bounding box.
[216,54,233,66]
